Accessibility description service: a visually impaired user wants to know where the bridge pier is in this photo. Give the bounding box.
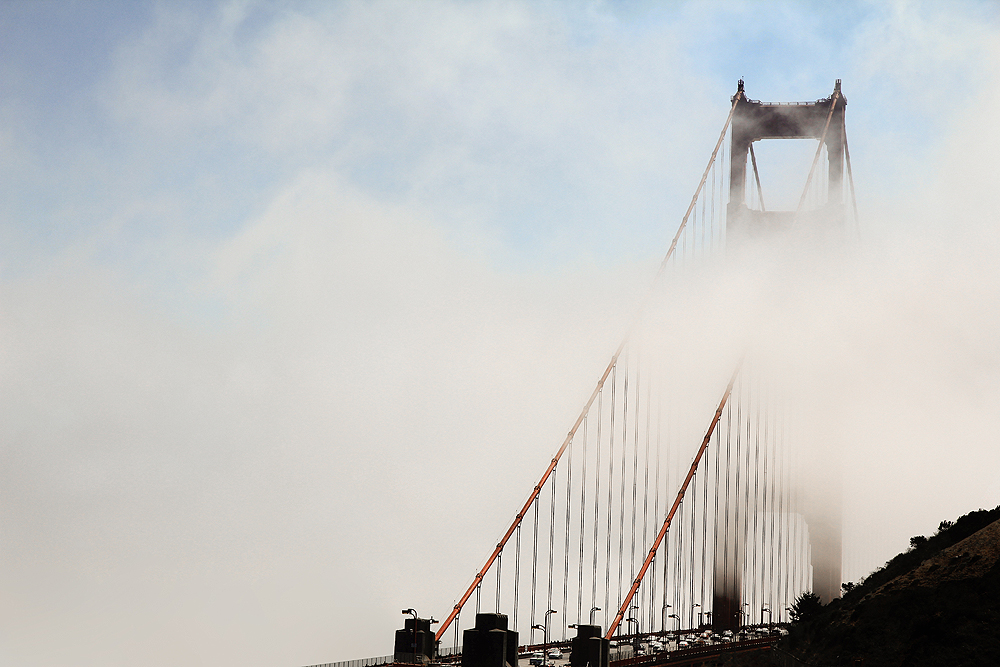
[460,613,518,667]
[394,616,437,665]
[569,624,609,667]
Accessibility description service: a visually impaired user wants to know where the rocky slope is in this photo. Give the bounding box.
[778,506,1000,667]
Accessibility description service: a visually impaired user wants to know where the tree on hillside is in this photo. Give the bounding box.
[788,592,823,624]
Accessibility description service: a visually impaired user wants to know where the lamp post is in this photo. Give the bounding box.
[590,607,601,626]
[667,613,679,642]
[532,623,545,664]
[625,618,639,653]
[542,610,557,666]
[402,609,419,662]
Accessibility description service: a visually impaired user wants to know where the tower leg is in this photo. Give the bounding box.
[712,506,743,632]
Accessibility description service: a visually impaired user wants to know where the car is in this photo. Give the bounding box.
[677,640,690,649]
[526,652,544,666]
[546,649,562,659]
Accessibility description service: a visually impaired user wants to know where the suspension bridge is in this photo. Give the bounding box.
[333,79,860,667]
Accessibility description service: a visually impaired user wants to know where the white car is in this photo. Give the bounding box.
[546,649,562,660]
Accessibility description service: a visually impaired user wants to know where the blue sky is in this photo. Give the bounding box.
[3,0,995,281]
[2,2,1000,666]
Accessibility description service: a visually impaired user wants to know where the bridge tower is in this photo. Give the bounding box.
[726,78,846,243]
[713,81,847,632]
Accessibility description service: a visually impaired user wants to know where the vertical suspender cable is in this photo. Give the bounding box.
[629,358,640,612]
[752,371,761,622]
[578,416,588,624]
[701,181,707,256]
[777,401,785,621]
[642,381,652,631]
[713,405,722,628]
[563,446,572,637]
[710,160,717,250]
[737,377,744,623]
[766,378,775,616]
[689,468,696,626]
[655,397,665,633]
[530,498,539,639]
[606,361,743,638]
[514,524,521,629]
[496,551,502,614]
[619,358,631,615]
[742,376,752,621]
[701,420,710,614]
[761,376,771,614]
[723,396,732,621]
[605,365,617,624]
[547,464,557,632]
[593,391,603,612]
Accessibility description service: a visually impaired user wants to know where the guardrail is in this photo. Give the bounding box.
[309,632,781,667]
[303,655,394,667]
[609,636,778,667]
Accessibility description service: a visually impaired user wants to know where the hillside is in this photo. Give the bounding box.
[777,505,1000,667]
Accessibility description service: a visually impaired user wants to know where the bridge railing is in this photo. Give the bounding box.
[303,655,394,667]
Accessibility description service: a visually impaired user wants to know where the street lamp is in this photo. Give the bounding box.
[667,613,680,638]
[541,610,557,666]
[590,607,601,625]
[625,618,639,652]
[402,609,419,661]
[532,623,545,660]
